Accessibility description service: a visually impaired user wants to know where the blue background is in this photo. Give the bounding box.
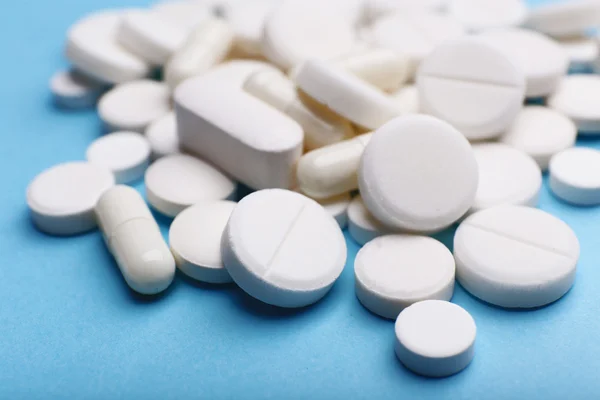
[1,0,599,399]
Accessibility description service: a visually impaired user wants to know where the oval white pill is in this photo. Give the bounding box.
[395,300,476,377]
[222,189,347,308]
[169,200,237,283]
[454,206,580,308]
[500,106,577,170]
[417,37,526,140]
[98,80,171,133]
[348,195,389,245]
[355,235,455,320]
[86,131,151,184]
[549,147,600,205]
[27,162,115,235]
[145,154,236,217]
[548,74,600,134]
[359,115,478,233]
[50,69,106,109]
[448,0,528,32]
[527,0,600,38]
[145,112,179,159]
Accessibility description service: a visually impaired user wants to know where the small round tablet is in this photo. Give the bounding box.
[359,115,478,233]
[98,80,171,132]
[558,35,598,71]
[86,131,151,184]
[144,112,179,159]
[222,189,347,308]
[50,69,106,109]
[470,143,542,214]
[417,37,526,140]
[549,147,600,205]
[355,235,455,319]
[394,300,476,377]
[454,206,580,308]
[27,162,115,235]
[500,106,577,170]
[169,200,237,283]
[527,0,600,38]
[348,196,390,246]
[548,75,600,134]
[448,0,527,32]
[145,154,236,217]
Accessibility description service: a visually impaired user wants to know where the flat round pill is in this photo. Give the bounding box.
[98,80,171,132]
[500,106,577,170]
[348,195,389,245]
[355,235,455,320]
[479,28,568,98]
[558,35,598,71]
[548,74,600,134]
[454,206,580,308]
[470,143,542,214]
[65,10,151,84]
[549,147,600,205]
[448,0,528,32]
[169,200,237,283]
[394,300,476,377]
[222,189,347,308]
[527,0,600,38]
[359,115,478,233]
[417,37,526,140]
[27,161,115,235]
[86,131,151,184]
[50,69,106,109]
[145,154,236,217]
[144,112,179,159]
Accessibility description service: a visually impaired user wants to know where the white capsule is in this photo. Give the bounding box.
[244,69,354,150]
[165,18,234,91]
[95,185,176,295]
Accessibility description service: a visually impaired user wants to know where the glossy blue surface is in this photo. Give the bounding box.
[2,0,600,399]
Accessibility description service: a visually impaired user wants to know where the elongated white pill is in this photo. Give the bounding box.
[549,147,600,205]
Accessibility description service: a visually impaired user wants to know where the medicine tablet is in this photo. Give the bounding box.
[454,206,580,308]
[348,195,389,245]
[98,80,171,133]
[527,0,600,38]
[50,69,106,109]
[448,0,528,32]
[548,75,600,134]
[500,106,577,170]
[224,0,276,56]
[27,161,115,235]
[222,189,347,308]
[297,60,401,130]
[145,154,236,217]
[169,201,236,283]
[470,143,542,214]
[395,300,476,377]
[202,60,280,89]
[359,115,478,233]
[559,35,598,71]
[152,0,213,35]
[549,147,600,205]
[144,112,179,159]
[317,193,352,230]
[86,132,151,184]
[417,37,526,140]
[355,235,455,319]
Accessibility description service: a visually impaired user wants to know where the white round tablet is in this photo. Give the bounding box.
[558,35,598,71]
[27,162,115,235]
[478,28,568,98]
[50,69,106,109]
[359,115,478,233]
[417,37,526,140]
[169,200,237,283]
[549,147,600,205]
[348,196,389,245]
[86,131,151,184]
[448,0,528,32]
[527,0,600,38]
[355,235,455,319]
[222,189,347,308]
[391,85,419,114]
[145,154,236,217]
[470,143,542,214]
[144,112,179,159]
[500,106,577,170]
[548,74,600,134]
[394,300,476,377]
[454,206,580,308]
[98,80,171,132]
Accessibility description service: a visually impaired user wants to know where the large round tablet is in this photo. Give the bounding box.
[348,195,390,245]
[417,37,526,140]
[448,0,527,32]
[50,69,106,109]
[549,147,600,206]
[359,115,478,233]
[454,206,580,308]
[527,0,600,38]
[169,201,237,283]
[27,161,115,235]
[145,154,236,217]
[144,111,179,159]
[355,235,455,319]
[394,300,476,377]
[548,75,600,134]
[222,189,347,308]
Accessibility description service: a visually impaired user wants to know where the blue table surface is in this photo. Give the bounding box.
[2,0,599,399]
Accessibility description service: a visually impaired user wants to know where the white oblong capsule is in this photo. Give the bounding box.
[297,132,372,199]
[244,70,354,150]
[95,185,175,295]
[335,48,410,92]
[165,18,234,91]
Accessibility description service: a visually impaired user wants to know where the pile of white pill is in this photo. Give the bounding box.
[31,0,600,378]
